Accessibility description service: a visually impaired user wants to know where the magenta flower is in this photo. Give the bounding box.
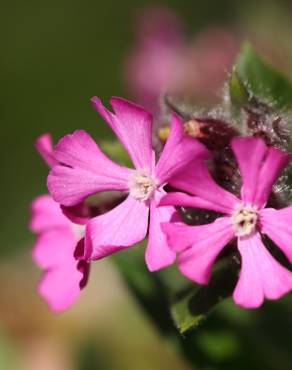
[125,6,188,113]
[161,137,292,308]
[47,97,208,271]
[124,6,239,113]
[31,134,89,312]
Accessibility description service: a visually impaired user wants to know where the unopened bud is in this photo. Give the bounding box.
[158,126,171,142]
[183,120,205,138]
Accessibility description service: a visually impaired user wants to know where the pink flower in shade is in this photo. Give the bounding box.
[47,97,209,271]
[31,134,90,312]
[161,137,292,308]
[125,6,239,113]
[125,6,188,113]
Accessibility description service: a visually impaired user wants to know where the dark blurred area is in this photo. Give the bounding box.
[1,0,292,369]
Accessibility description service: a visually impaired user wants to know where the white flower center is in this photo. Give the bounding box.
[128,169,157,201]
[231,204,258,237]
[71,223,86,240]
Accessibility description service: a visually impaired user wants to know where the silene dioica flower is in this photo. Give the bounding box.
[31,134,90,312]
[125,6,238,113]
[47,97,208,272]
[161,136,292,308]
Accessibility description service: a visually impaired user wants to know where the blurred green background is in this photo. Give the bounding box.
[1,0,292,369]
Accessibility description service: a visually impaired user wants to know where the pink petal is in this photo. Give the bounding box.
[30,195,69,233]
[91,96,154,170]
[47,130,132,206]
[231,136,267,204]
[178,218,234,284]
[170,161,240,214]
[31,195,84,270]
[31,195,89,312]
[35,133,57,168]
[260,206,292,264]
[233,233,292,308]
[33,227,89,312]
[37,237,89,312]
[232,137,290,207]
[32,227,77,269]
[155,113,210,184]
[163,217,234,283]
[254,147,290,207]
[145,190,178,271]
[38,262,83,312]
[86,195,149,260]
[160,191,229,214]
[162,222,201,253]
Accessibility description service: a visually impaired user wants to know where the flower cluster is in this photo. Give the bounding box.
[31,96,292,312]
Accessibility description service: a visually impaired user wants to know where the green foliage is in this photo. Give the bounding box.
[196,330,240,361]
[229,68,250,108]
[171,260,238,334]
[111,246,176,335]
[100,140,132,168]
[230,42,292,110]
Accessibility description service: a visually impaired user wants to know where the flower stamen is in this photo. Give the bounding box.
[232,204,258,237]
[128,169,157,201]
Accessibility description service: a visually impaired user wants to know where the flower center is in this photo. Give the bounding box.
[128,169,157,201]
[232,204,258,237]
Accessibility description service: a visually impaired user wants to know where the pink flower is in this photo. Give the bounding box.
[161,137,292,308]
[47,97,209,271]
[124,6,239,112]
[31,134,90,312]
[125,6,188,113]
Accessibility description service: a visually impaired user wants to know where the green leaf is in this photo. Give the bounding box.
[171,260,238,334]
[230,42,292,110]
[196,330,241,361]
[229,68,250,108]
[100,140,132,167]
